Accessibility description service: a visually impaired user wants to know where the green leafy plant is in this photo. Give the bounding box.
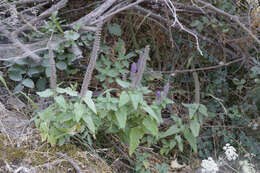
[96,39,136,85]
[35,78,172,155]
[95,79,173,155]
[158,103,209,154]
[134,152,151,173]
[5,12,82,92]
[155,163,170,173]
[34,87,97,146]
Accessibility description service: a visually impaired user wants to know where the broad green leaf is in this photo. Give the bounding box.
[37,89,54,97]
[115,106,127,129]
[22,78,35,88]
[14,83,24,93]
[175,135,183,152]
[41,132,48,142]
[56,61,67,70]
[198,113,204,124]
[190,119,200,137]
[199,104,208,117]
[28,67,42,76]
[116,79,131,88]
[184,128,197,152]
[83,91,97,114]
[56,87,78,96]
[40,122,48,131]
[8,65,26,74]
[129,127,144,155]
[74,102,86,122]
[159,125,180,139]
[64,30,80,40]
[202,16,210,24]
[142,104,160,123]
[124,52,136,59]
[58,137,65,146]
[54,95,67,110]
[39,108,54,121]
[42,57,50,67]
[119,91,129,107]
[108,23,121,36]
[130,93,140,110]
[190,20,201,27]
[56,112,73,122]
[36,78,47,91]
[251,66,260,75]
[15,58,28,65]
[142,118,158,136]
[197,22,204,32]
[48,135,57,146]
[8,71,22,81]
[82,115,96,134]
[182,103,199,119]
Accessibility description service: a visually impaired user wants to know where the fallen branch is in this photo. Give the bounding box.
[92,0,146,25]
[196,0,260,45]
[2,28,42,63]
[151,57,246,74]
[56,152,83,173]
[13,0,68,35]
[164,0,203,55]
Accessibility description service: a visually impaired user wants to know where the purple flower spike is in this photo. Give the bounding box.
[130,62,137,80]
[156,90,162,102]
[163,82,170,97]
[137,58,141,70]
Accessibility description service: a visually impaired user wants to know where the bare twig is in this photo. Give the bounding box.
[13,0,68,35]
[196,0,260,45]
[0,38,66,61]
[151,57,246,74]
[164,0,203,55]
[56,152,83,173]
[73,0,117,26]
[13,0,50,4]
[93,0,146,24]
[1,28,42,63]
[104,135,135,167]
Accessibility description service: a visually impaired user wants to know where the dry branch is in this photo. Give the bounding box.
[56,152,83,173]
[1,28,42,63]
[196,0,260,45]
[80,22,103,98]
[73,0,117,26]
[154,57,246,74]
[13,0,68,35]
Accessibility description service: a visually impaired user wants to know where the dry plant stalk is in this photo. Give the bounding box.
[80,22,103,98]
[48,34,57,91]
[131,45,150,89]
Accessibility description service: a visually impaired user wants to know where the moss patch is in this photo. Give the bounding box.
[0,134,112,172]
[0,135,26,165]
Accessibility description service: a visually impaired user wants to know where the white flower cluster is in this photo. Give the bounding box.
[201,157,219,173]
[223,143,238,161]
